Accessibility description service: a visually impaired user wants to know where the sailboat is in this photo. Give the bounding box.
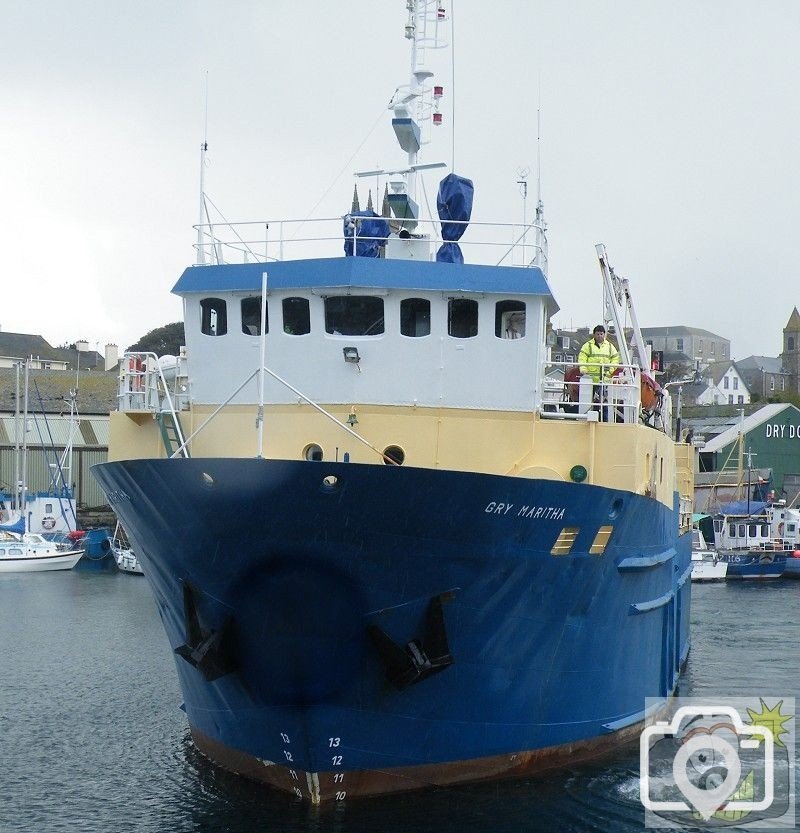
[0,360,82,573]
[0,360,79,536]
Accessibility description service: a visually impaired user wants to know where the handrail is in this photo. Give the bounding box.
[539,359,645,426]
[118,351,395,464]
[191,215,547,269]
[117,352,190,456]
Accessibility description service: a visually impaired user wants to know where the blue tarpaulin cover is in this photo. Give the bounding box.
[717,501,768,517]
[0,516,25,534]
[343,211,390,258]
[436,173,474,264]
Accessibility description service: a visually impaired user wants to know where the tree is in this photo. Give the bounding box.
[127,322,185,356]
[661,361,694,384]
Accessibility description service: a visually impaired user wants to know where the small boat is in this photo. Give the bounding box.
[73,526,118,572]
[716,549,786,579]
[110,523,143,575]
[690,528,726,581]
[0,530,82,573]
[713,504,788,579]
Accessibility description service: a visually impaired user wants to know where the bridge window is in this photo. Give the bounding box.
[448,298,478,338]
[241,297,267,336]
[200,298,227,336]
[325,296,384,335]
[495,300,526,339]
[283,297,311,335]
[400,298,431,337]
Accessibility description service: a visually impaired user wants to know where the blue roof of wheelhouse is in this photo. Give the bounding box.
[173,257,558,309]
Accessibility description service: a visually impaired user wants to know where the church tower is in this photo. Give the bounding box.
[780,307,800,393]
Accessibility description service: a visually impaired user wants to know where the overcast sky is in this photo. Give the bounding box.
[2,0,798,359]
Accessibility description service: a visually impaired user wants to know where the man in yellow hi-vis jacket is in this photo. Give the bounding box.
[578,324,620,381]
[578,324,620,420]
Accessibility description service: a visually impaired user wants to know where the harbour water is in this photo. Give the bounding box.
[2,572,798,833]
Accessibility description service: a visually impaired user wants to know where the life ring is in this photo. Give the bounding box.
[564,366,582,401]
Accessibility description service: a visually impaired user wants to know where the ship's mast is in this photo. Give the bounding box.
[356,1,447,231]
[196,72,209,266]
[532,107,548,273]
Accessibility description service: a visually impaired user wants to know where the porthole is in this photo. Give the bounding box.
[383,445,405,466]
[321,475,340,492]
[304,444,323,462]
[608,498,624,520]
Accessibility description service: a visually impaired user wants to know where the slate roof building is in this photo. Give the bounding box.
[690,360,750,406]
[0,330,119,372]
[640,325,731,372]
[736,355,790,401]
[0,366,118,510]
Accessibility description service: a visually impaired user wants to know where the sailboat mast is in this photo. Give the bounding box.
[20,360,30,534]
[13,361,20,512]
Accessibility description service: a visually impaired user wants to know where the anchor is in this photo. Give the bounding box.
[368,592,455,690]
[174,582,235,682]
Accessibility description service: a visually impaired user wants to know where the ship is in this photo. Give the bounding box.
[92,0,694,804]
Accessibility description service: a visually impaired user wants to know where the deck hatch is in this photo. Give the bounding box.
[550,527,579,556]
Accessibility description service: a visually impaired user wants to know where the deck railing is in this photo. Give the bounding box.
[192,215,548,271]
[117,352,190,414]
[539,360,648,425]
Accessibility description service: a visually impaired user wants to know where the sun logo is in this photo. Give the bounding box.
[745,698,793,749]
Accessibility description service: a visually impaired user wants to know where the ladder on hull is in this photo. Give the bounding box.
[157,411,190,458]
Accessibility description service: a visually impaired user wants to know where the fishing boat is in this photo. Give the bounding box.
[712,502,789,579]
[92,1,693,803]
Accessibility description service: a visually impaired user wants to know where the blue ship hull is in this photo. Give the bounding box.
[93,458,691,801]
[718,551,787,579]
